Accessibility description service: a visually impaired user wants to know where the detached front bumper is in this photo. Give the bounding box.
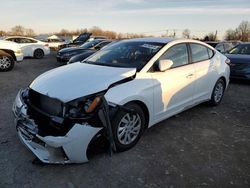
[12,90,102,164]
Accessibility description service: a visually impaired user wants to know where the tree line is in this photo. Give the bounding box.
[0,21,249,41]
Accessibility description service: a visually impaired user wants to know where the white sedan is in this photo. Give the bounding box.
[13,38,230,164]
[4,36,50,59]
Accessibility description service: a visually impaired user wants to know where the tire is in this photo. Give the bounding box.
[210,78,225,106]
[33,49,44,59]
[112,103,146,152]
[0,53,14,71]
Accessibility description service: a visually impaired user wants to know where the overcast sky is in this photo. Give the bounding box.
[1,0,250,38]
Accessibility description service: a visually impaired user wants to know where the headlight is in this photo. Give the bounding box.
[65,52,77,57]
[15,49,22,54]
[67,93,104,118]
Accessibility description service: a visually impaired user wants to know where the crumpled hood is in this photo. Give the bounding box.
[29,62,136,102]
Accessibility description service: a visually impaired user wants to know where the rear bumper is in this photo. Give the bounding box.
[12,90,102,164]
[44,47,50,56]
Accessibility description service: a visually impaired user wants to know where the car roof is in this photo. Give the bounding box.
[240,42,250,45]
[124,37,175,44]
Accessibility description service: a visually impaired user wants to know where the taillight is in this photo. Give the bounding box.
[225,58,231,65]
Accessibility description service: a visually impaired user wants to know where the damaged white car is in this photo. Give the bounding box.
[13,38,230,164]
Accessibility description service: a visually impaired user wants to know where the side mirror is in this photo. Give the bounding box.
[158,59,173,72]
[94,45,101,50]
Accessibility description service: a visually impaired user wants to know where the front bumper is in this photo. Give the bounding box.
[56,55,70,63]
[15,52,24,62]
[12,90,102,164]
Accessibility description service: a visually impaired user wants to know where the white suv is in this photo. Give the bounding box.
[0,40,23,71]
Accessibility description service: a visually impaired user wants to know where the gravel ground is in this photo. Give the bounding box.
[0,52,249,188]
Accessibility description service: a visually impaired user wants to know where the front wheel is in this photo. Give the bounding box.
[0,54,14,71]
[210,78,225,106]
[112,103,146,152]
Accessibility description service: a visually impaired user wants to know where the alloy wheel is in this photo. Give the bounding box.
[117,113,142,145]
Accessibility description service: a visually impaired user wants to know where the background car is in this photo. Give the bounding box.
[67,40,113,64]
[57,39,110,63]
[4,36,50,59]
[205,41,240,54]
[0,40,23,71]
[41,38,66,50]
[225,42,250,80]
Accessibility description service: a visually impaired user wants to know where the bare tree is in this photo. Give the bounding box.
[203,32,217,41]
[59,29,70,37]
[224,29,239,40]
[11,25,25,35]
[0,30,6,36]
[182,29,191,39]
[25,28,35,37]
[237,21,250,41]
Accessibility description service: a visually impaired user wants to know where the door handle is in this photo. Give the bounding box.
[186,73,194,78]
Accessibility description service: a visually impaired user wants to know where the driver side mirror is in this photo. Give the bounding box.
[158,59,173,72]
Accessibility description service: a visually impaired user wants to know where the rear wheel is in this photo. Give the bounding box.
[0,53,14,71]
[112,103,145,152]
[34,49,44,59]
[210,78,225,106]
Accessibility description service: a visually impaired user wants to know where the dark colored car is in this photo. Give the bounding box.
[57,39,109,63]
[205,41,240,54]
[58,32,107,50]
[225,43,250,80]
[58,32,91,50]
[67,40,113,64]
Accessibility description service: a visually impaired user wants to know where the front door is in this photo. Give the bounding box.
[150,43,195,122]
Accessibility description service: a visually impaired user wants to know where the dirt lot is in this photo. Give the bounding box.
[0,52,249,188]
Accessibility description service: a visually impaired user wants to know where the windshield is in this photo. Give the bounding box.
[80,40,102,49]
[83,40,164,71]
[228,44,250,55]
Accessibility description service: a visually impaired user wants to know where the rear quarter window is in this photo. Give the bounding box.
[190,43,212,62]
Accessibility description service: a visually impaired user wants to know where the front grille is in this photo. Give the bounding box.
[29,89,63,116]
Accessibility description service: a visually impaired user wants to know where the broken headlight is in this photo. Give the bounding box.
[67,92,104,118]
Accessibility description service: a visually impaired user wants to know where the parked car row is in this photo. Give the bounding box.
[57,39,112,63]
[0,36,51,71]
[225,42,250,80]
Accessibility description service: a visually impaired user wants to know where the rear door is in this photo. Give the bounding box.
[189,43,217,102]
[18,38,38,56]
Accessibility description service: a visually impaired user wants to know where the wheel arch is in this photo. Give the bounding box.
[0,49,16,61]
[33,48,44,55]
[218,76,227,88]
[125,100,150,129]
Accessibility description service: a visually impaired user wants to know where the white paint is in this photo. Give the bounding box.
[0,40,23,61]
[4,36,50,58]
[30,62,136,102]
